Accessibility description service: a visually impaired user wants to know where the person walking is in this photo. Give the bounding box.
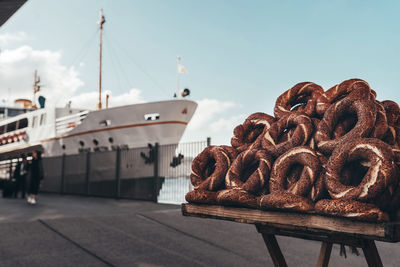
[27,151,44,205]
[13,155,28,198]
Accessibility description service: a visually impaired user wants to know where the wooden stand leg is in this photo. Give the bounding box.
[316,242,333,267]
[261,233,288,267]
[362,240,383,267]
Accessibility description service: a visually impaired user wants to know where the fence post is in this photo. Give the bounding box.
[60,154,66,194]
[86,152,91,195]
[207,137,211,146]
[153,143,159,202]
[115,148,121,199]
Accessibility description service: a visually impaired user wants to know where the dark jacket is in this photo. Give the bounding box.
[30,158,44,181]
[28,158,44,195]
[14,161,28,179]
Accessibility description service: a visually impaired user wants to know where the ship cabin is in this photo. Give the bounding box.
[0,105,87,179]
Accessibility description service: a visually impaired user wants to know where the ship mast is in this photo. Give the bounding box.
[33,70,40,108]
[97,9,105,110]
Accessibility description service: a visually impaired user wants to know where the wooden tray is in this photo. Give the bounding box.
[182,203,400,243]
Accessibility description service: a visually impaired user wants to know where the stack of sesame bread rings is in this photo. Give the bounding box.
[186,79,400,222]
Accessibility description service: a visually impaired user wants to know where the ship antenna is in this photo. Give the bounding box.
[33,70,41,108]
[176,56,188,97]
[97,9,106,110]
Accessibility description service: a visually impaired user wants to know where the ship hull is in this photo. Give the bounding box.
[0,99,197,158]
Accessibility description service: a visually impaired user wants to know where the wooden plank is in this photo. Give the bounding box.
[261,234,288,267]
[362,240,383,267]
[316,242,332,267]
[182,204,399,242]
[256,224,365,247]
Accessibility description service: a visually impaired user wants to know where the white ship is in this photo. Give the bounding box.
[0,97,197,159]
[0,9,197,160]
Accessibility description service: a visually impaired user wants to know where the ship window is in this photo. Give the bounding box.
[0,125,5,134]
[6,121,17,132]
[40,113,46,125]
[79,141,85,147]
[18,118,28,129]
[99,119,111,126]
[7,109,24,117]
[32,116,37,128]
[144,113,160,121]
[93,139,99,146]
[108,137,113,143]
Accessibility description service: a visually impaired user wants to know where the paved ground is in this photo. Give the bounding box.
[0,194,399,266]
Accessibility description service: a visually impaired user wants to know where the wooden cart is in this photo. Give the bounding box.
[182,204,400,267]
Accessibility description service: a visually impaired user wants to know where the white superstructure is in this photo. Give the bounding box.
[0,99,197,159]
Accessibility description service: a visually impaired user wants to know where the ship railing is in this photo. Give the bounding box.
[55,110,89,135]
[0,129,27,146]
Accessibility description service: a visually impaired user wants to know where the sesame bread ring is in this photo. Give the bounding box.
[231,112,275,152]
[269,146,321,197]
[190,146,235,191]
[324,138,398,202]
[388,177,400,212]
[185,189,218,204]
[261,113,314,158]
[393,148,400,164]
[383,125,400,147]
[219,145,238,161]
[332,115,357,139]
[372,182,397,212]
[315,97,377,154]
[216,189,258,208]
[339,159,370,188]
[382,100,400,125]
[282,118,319,149]
[225,149,273,195]
[277,128,295,144]
[257,191,314,212]
[274,82,325,119]
[309,153,328,201]
[315,93,330,116]
[371,101,388,139]
[324,78,375,104]
[285,164,303,190]
[306,118,321,150]
[315,199,389,222]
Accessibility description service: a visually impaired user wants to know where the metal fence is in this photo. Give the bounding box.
[157,141,208,204]
[0,140,208,204]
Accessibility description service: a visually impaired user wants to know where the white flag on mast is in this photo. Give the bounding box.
[177,63,188,74]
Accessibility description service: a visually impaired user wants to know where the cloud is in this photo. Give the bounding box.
[187,98,238,130]
[0,45,83,106]
[0,44,144,110]
[0,32,27,46]
[182,98,245,145]
[69,88,144,109]
[210,114,246,132]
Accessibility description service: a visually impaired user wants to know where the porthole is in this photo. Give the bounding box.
[93,139,99,146]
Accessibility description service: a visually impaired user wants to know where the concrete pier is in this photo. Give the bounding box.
[1,194,399,266]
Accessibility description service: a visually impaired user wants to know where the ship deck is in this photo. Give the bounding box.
[1,194,400,266]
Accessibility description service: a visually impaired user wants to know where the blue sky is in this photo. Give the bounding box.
[1,0,400,144]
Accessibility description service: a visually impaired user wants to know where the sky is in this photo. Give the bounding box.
[1,0,400,145]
